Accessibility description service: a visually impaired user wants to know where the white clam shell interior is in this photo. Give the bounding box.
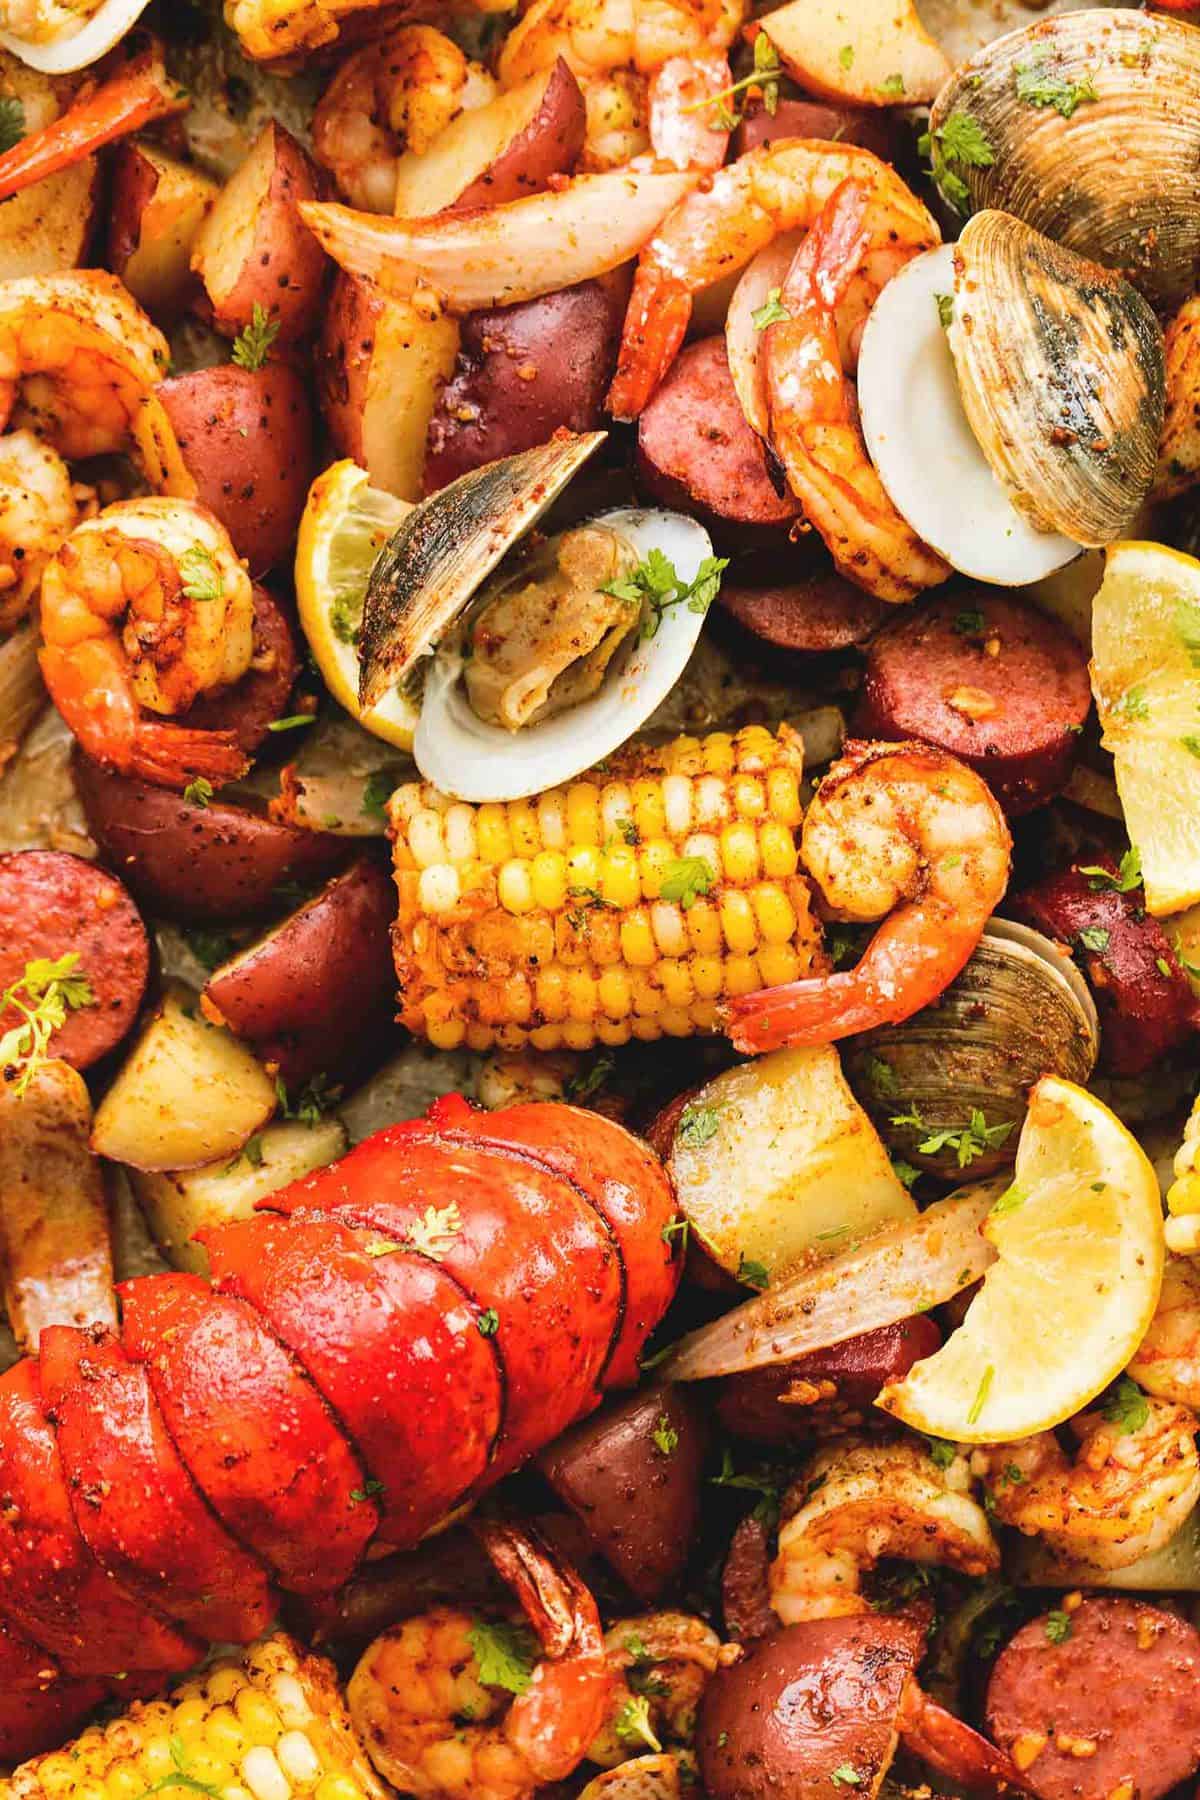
[0,0,152,70]
[414,507,714,803]
[857,242,1079,587]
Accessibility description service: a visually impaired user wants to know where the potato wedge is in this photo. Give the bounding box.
[665,1046,915,1285]
[92,985,277,1172]
[192,121,327,341]
[0,1059,115,1352]
[318,271,458,501]
[0,57,99,280]
[131,1116,347,1276]
[762,0,951,107]
[108,140,218,323]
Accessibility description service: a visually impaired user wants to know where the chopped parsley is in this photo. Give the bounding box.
[877,72,906,98]
[0,954,96,1098]
[652,1415,679,1456]
[660,856,716,910]
[329,594,360,646]
[222,1133,265,1175]
[1113,684,1149,721]
[710,1447,780,1528]
[615,1695,662,1752]
[661,1217,690,1251]
[183,776,214,808]
[276,1071,342,1125]
[918,109,995,211]
[469,1620,537,1694]
[603,547,729,642]
[1013,54,1098,118]
[990,1180,1027,1218]
[1077,926,1110,954]
[406,1201,462,1261]
[1181,735,1200,759]
[677,1101,720,1148]
[1102,1375,1149,1435]
[1044,1609,1073,1644]
[830,1767,863,1789]
[361,770,393,818]
[923,1435,957,1469]
[349,1477,386,1504]
[0,97,26,157]
[688,31,781,125]
[231,302,282,372]
[953,608,985,636]
[564,1051,615,1102]
[477,1308,500,1336]
[736,1253,769,1290]
[838,43,854,69]
[1077,847,1141,893]
[890,1154,920,1191]
[267,713,317,733]
[865,1052,899,1096]
[890,1104,1013,1168]
[184,929,235,972]
[967,1363,994,1426]
[935,291,955,330]
[139,1736,226,1800]
[180,543,223,603]
[752,287,791,331]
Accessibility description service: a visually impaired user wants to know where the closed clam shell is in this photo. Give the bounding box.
[929,9,1200,313]
[843,918,1099,1181]
[949,211,1164,548]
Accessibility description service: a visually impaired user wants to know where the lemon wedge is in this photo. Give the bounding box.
[877,1076,1164,1442]
[1091,539,1200,916]
[295,460,418,750]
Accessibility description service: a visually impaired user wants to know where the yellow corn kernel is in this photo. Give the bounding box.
[662,773,693,835]
[277,1731,323,1789]
[693,774,731,827]
[753,882,797,944]
[685,898,722,956]
[566,969,598,1022]
[637,838,675,899]
[535,965,569,1022]
[600,847,640,909]
[408,808,446,869]
[527,850,566,912]
[598,967,633,1019]
[474,804,513,865]
[417,864,460,916]
[536,789,566,849]
[693,955,723,1000]
[315,1777,365,1800]
[555,912,588,966]
[724,954,761,996]
[596,1016,633,1046]
[566,781,602,845]
[390,782,423,826]
[661,1006,693,1036]
[766,765,803,826]
[719,890,759,954]
[650,901,688,957]
[563,1019,597,1051]
[660,959,694,1009]
[507,801,540,858]
[241,1749,291,1800]
[497,859,535,914]
[631,777,667,840]
[105,1762,147,1800]
[35,1757,84,1800]
[758,943,803,987]
[732,773,766,818]
[1168,1173,1200,1215]
[720,821,760,884]
[599,781,634,837]
[691,999,719,1032]
[424,1000,467,1052]
[1166,1214,1200,1254]
[465,1021,496,1052]
[68,1781,106,1800]
[442,803,477,863]
[205,1706,250,1761]
[735,723,774,767]
[702,732,735,774]
[630,972,664,1017]
[566,844,602,895]
[140,1742,176,1782]
[631,1015,663,1041]
[587,909,622,965]
[530,1023,564,1051]
[620,909,658,967]
[234,1691,282,1748]
[759,818,799,878]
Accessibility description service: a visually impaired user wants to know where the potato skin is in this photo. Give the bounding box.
[192,121,327,341]
[108,142,218,324]
[202,857,397,1084]
[74,751,348,923]
[159,363,315,574]
[538,1384,707,1602]
[422,278,622,493]
[449,58,586,210]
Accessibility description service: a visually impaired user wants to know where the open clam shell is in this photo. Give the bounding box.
[929,9,1200,312]
[842,918,1100,1181]
[0,0,152,71]
[948,211,1164,549]
[358,431,606,712]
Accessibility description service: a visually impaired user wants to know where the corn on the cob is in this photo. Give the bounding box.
[6,1638,389,1800]
[388,724,825,1051]
[1166,1090,1200,1254]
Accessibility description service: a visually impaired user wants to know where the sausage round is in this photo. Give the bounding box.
[721,1512,777,1643]
[986,1597,1200,1800]
[719,572,887,651]
[185,585,299,753]
[636,336,801,527]
[0,850,149,1071]
[854,592,1091,813]
[1014,863,1199,1076]
[715,1316,943,1445]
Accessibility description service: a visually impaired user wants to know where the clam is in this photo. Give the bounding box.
[359,434,718,804]
[858,214,1164,584]
[0,0,152,71]
[842,918,1100,1182]
[928,9,1200,313]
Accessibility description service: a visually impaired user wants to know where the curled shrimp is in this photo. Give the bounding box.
[972,1395,1200,1570]
[38,497,255,789]
[1130,1254,1200,1406]
[347,1517,612,1800]
[769,1437,1000,1625]
[587,1614,725,1768]
[0,271,191,496]
[313,26,496,212]
[762,178,950,601]
[0,430,90,636]
[224,0,506,62]
[607,139,939,418]
[725,740,1011,1052]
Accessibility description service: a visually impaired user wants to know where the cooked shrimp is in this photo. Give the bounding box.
[0,431,89,636]
[972,1396,1200,1570]
[498,0,744,169]
[588,1614,724,1769]
[607,139,939,418]
[224,0,502,61]
[313,26,496,212]
[1153,293,1200,502]
[38,497,255,789]
[0,271,191,496]
[1129,1255,1200,1406]
[348,1518,611,1800]
[580,1752,697,1798]
[647,54,731,172]
[762,178,950,601]
[724,740,1011,1052]
[0,0,103,45]
[768,1437,1000,1624]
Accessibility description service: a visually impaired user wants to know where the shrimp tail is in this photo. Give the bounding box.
[128,720,250,788]
[607,265,693,419]
[898,1682,1026,1797]
[0,51,188,204]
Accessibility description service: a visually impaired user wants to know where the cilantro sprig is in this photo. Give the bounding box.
[918,109,995,211]
[604,547,729,642]
[890,1104,1013,1168]
[469,1619,538,1694]
[0,954,96,1097]
[1013,54,1098,119]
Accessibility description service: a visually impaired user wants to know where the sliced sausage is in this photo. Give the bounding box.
[185,585,299,752]
[715,1316,942,1445]
[0,851,149,1071]
[720,572,888,651]
[721,1511,777,1643]
[986,1597,1200,1800]
[854,592,1091,813]
[1013,863,1199,1076]
[423,279,623,494]
[734,97,900,163]
[636,336,802,527]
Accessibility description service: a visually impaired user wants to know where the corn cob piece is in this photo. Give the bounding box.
[6,1637,390,1800]
[388,724,825,1051]
[1166,1090,1200,1254]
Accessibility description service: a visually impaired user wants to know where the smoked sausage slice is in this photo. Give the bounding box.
[716,1316,942,1445]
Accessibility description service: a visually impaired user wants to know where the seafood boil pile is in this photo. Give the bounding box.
[7,0,1200,1796]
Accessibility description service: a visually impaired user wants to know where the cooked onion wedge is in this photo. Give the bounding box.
[0,0,152,72]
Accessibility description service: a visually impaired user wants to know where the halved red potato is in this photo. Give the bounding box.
[108,140,218,323]
[761,0,952,107]
[0,56,99,280]
[159,363,315,573]
[318,271,459,501]
[391,58,585,217]
[201,857,396,1086]
[74,750,349,922]
[192,121,327,341]
[733,95,900,161]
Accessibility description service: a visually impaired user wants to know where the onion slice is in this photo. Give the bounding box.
[0,0,153,73]
[664,1181,1003,1383]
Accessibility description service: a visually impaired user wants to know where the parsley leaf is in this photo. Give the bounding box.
[923,1436,957,1469]
[222,1133,265,1175]
[604,549,729,642]
[677,1102,720,1148]
[0,97,26,157]
[990,1180,1027,1218]
[616,1695,662,1752]
[477,1308,500,1336]
[710,1447,780,1528]
[0,954,96,1097]
[1013,54,1098,118]
[564,1051,615,1102]
[660,856,715,910]
[180,543,223,603]
[183,776,214,808]
[752,287,791,331]
[877,72,906,97]
[361,770,393,818]
[1077,926,1110,953]
[891,1105,1013,1168]
[1102,1375,1149,1435]
[267,713,316,733]
[737,1253,769,1290]
[652,1415,679,1456]
[1077,848,1141,893]
[830,1767,863,1788]
[349,1477,386,1504]
[406,1202,463,1261]
[329,594,361,646]
[276,1071,342,1126]
[919,109,995,211]
[1044,1609,1073,1644]
[184,929,235,972]
[838,43,854,69]
[231,302,282,372]
[469,1620,537,1694]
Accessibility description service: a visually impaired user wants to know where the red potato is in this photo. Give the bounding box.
[108,140,219,323]
[0,61,99,281]
[192,121,327,342]
[119,1272,378,1596]
[184,585,299,752]
[74,751,348,923]
[201,857,396,1085]
[0,1360,200,1678]
[391,58,586,216]
[733,96,900,162]
[318,271,459,501]
[422,279,624,493]
[203,1212,503,1549]
[538,1385,707,1602]
[38,1326,276,1644]
[265,1132,623,1486]
[158,364,314,575]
